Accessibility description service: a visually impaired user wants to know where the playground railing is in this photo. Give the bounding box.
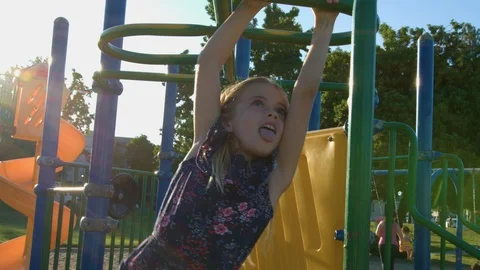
[376,121,480,270]
[43,163,158,270]
[436,153,480,234]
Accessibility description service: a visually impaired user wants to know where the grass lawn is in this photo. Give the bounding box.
[1,200,479,267]
[0,201,27,243]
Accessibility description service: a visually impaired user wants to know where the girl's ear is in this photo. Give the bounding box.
[222,119,234,132]
[220,112,234,132]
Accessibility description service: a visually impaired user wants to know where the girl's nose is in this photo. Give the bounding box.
[267,111,278,119]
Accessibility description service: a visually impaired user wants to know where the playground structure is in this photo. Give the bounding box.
[0,0,479,270]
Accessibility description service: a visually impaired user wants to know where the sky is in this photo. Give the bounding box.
[0,0,479,145]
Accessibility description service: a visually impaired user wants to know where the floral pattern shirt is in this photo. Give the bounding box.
[121,117,276,270]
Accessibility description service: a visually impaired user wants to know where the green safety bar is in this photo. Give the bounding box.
[372,155,409,162]
[97,24,351,66]
[439,159,448,269]
[437,153,480,234]
[380,122,480,260]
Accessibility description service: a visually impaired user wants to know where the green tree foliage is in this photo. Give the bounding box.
[320,48,350,128]
[112,141,128,168]
[153,144,161,170]
[126,135,156,172]
[62,70,95,135]
[250,4,307,84]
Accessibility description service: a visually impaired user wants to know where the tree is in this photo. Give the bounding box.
[62,69,95,135]
[250,3,307,85]
[319,48,350,128]
[153,144,161,170]
[126,135,156,172]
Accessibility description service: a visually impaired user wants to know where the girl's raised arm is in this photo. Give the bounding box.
[193,1,267,145]
[269,2,339,206]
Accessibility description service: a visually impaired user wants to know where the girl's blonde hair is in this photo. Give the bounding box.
[209,76,285,192]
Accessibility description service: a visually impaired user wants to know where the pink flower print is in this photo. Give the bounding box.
[225,178,233,184]
[247,208,256,217]
[161,215,170,227]
[238,202,248,212]
[214,223,228,235]
[223,207,233,217]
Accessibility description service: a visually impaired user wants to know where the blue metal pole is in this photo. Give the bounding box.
[156,65,179,214]
[235,37,251,80]
[80,0,126,269]
[414,32,434,270]
[308,93,322,131]
[30,17,69,270]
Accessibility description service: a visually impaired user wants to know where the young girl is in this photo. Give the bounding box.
[121,0,339,269]
[399,226,413,260]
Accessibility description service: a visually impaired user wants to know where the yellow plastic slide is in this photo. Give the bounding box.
[243,127,347,270]
[0,63,86,270]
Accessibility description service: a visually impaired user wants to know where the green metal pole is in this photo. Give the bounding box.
[213,0,235,82]
[442,153,480,233]
[385,129,397,270]
[440,159,448,270]
[343,0,378,269]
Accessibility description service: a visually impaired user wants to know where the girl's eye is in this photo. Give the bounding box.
[276,108,287,118]
[252,100,264,107]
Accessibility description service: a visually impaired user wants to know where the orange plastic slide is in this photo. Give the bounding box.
[0,63,86,270]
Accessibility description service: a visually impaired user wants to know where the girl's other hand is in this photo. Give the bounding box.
[312,0,340,27]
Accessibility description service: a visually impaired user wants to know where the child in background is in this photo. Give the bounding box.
[399,226,413,260]
[120,0,339,269]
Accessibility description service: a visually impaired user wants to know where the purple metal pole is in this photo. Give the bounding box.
[156,65,179,214]
[30,17,69,269]
[80,0,126,269]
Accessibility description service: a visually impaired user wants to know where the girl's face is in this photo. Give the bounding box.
[224,82,288,160]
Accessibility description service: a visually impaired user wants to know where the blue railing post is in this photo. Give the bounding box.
[308,93,322,131]
[30,17,69,270]
[80,0,127,269]
[156,65,179,214]
[414,32,434,270]
[235,37,251,80]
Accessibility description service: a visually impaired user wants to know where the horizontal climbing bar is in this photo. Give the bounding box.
[94,70,348,92]
[98,24,352,65]
[272,0,353,15]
